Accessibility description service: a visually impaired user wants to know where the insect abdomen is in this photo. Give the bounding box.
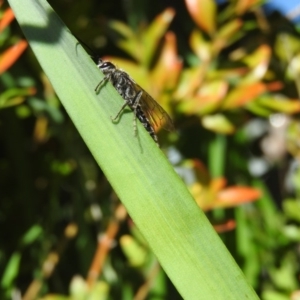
[135,106,158,144]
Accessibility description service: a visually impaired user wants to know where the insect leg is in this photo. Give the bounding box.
[132,91,143,137]
[95,76,109,92]
[111,101,130,122]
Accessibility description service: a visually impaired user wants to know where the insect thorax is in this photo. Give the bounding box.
[109,71,137,107]
[104,68,156,140]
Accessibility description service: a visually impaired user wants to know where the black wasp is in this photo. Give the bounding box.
[94,58,174,146]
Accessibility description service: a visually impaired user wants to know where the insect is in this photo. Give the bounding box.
[94,58,174,146]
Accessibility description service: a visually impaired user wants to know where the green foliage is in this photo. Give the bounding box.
[1,0,300,299]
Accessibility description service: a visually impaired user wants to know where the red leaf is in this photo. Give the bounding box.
[0,7,15,33]
[0,40,28,74]
[213,220,236,233]
[222,83,267,109]
[185,0,216,34]
[217,186,261,206]
[210,177,227,193]
[151,31,182,95]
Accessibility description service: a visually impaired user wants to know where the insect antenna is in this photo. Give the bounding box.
[75,36,100,63]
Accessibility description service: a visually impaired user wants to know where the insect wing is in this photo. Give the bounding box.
[133,84,174,132]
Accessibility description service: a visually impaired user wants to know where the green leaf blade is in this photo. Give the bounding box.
[7,0,259,298]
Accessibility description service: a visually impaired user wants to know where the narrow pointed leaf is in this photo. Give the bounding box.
[8,0,259,299]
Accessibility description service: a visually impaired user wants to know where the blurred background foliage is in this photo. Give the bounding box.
[1,0,300,299]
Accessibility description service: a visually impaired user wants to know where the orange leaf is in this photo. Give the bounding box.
[217,186,261,207]
[235,0,260,15]
[0,40,28,74]
[185,0,216,34]
[179,80,227,115]
[222,83,267,109]
[143,8,176,66]
[0,7,15,33]
[199,186,260,210]
[151,31,182,95]
[213,220,236,233]
[266,81,283,92]
[210,177,227,193]
[196,80,228,114]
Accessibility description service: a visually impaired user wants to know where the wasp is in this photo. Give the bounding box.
[94,59,174,146]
